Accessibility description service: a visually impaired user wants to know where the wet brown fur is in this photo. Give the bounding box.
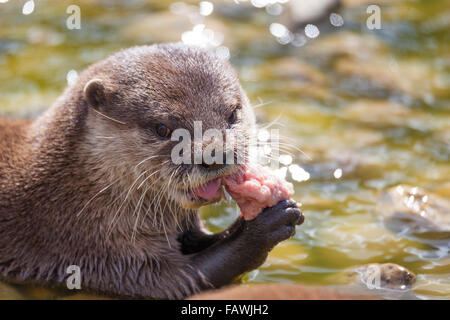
[0,43,255,299]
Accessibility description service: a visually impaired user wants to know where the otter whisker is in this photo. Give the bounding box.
[139,162,173,229]
[127,166,172,230]
[163,167,183,232]
[148,177,172,246]
[77,176,123,217]
[243,135,312,161]
[107,169,149,236]
[92,108,127,125]
[136,169,162,190]
[131,185,150,243]
[154,182,169,231]
[258,114,284,130]
[135,155,164,169]
[139,176,169,229]
[252,99,273,109]
[147,174,171,229]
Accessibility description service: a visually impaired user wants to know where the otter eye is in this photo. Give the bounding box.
[228,108,239,125]
[155,124,171,139]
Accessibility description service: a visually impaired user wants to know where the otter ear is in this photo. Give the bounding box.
[84,79,107,110]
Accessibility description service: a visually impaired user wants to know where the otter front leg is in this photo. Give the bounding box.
[189,200,303,289]
[178,218,245,254]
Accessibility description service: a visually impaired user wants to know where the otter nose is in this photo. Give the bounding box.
[200,151,227,172]
[201,162,227,171]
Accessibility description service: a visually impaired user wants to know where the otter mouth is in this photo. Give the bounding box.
[190,178,223,202]
[181,170,238,208]
[180,177,226,209]
[174,165,244,209]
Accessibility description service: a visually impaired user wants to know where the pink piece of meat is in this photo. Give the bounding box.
[222,164,294,220]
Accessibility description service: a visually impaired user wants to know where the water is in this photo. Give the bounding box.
[0,0,449,299]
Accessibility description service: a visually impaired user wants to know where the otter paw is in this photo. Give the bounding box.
[243,200,304,250]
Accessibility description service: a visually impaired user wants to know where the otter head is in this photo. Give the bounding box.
[81,44,256,210]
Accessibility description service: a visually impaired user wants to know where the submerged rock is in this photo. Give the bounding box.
[282,0,342,30]
[249,57,332,101]
[342,0,399,7]
[328,262,416,296]
[257,57,328,85]
[302,31,387,60]
[121,11,228,46]
[300,31,445,102]
[334,56,440,102]
[342,100,431,130]
[378,185,450,234]
[212,0,255,20]
[355,263,416,291]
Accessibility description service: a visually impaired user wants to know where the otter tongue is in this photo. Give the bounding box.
[193,178,221,200]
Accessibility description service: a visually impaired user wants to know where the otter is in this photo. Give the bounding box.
[0,43,303,299]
